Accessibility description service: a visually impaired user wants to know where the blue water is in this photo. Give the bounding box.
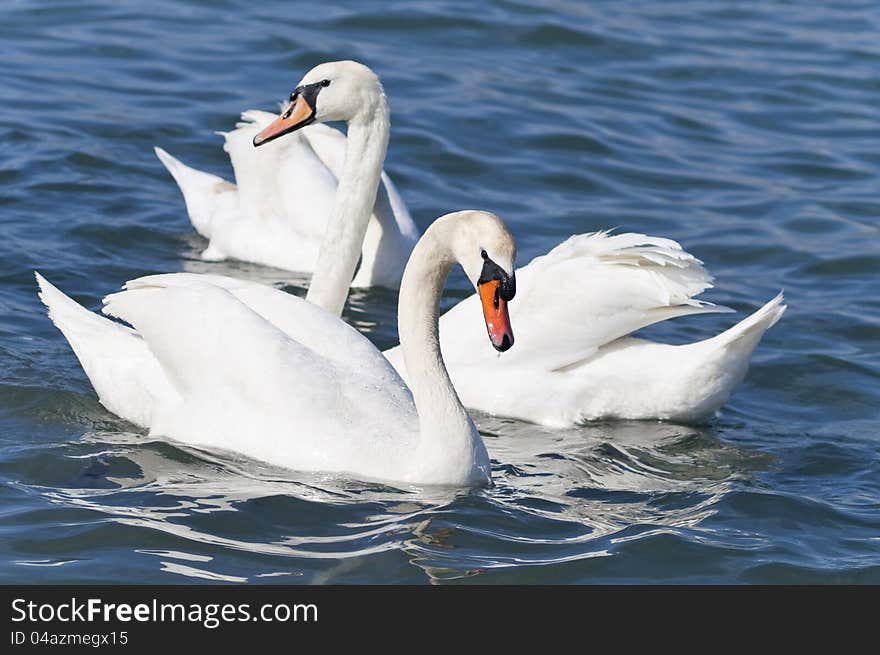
[1,0,878,584]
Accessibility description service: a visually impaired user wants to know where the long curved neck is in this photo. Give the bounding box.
[397,222,486,483]
[305,100,389,316]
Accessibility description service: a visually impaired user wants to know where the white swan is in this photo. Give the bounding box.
[154,74,418,289]
[36,210,517,487]
[247,60,785,426]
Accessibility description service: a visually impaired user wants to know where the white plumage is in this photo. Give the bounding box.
[384,230,785,425]
[150,59,785,426]
[155,111,418,288]
[36,210,519,486]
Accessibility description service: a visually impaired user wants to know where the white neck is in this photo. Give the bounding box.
[305,101,389,315]
[397,218,490,486]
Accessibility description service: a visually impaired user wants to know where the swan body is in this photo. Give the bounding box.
[243,60,786,426]
[37,210,517,486]
[384,230,785,426]
[155,111,418,288]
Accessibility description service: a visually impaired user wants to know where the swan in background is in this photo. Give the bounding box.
[36,210,517,487]
[154,76,418,289]
[249,60,785,426]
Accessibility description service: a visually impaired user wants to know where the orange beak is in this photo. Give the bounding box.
[253,94,315,147]
[479,279,514,352]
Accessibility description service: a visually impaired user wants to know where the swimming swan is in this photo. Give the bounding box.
[36,210,517,487]
[154,79,418,288]
[249,60,786,426]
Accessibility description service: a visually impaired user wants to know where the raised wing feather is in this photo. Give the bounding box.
[102,275,416,466]
[116,273,399,378]
[435,231,732,372]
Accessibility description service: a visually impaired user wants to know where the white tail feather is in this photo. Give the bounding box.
[706,292,786,352]
[35,272,175,427]
[154,146,234,238]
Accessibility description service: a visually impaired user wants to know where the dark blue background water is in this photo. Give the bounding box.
[1,0,878,583]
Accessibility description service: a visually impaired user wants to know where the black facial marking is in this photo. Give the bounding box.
[255,80,329,147]
[292,80,328,115]
[478,255,516,302]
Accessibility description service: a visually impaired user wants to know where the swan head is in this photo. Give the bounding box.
[253,60,386,146]
[447,210,517,352]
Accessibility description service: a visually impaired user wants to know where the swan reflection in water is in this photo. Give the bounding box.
[31,416,770,583]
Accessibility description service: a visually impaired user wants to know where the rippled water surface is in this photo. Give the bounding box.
[1,0,878,583]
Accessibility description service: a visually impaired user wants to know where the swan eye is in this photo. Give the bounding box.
[288,91,298,102]
[481,250,488,260]
[320,79,331,87]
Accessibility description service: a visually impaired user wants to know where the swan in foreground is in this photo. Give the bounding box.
[36,210,517,487]
[249,60,785,426]
[154,85,418,288]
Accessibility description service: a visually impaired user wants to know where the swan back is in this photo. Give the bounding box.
[101,275,418,480]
